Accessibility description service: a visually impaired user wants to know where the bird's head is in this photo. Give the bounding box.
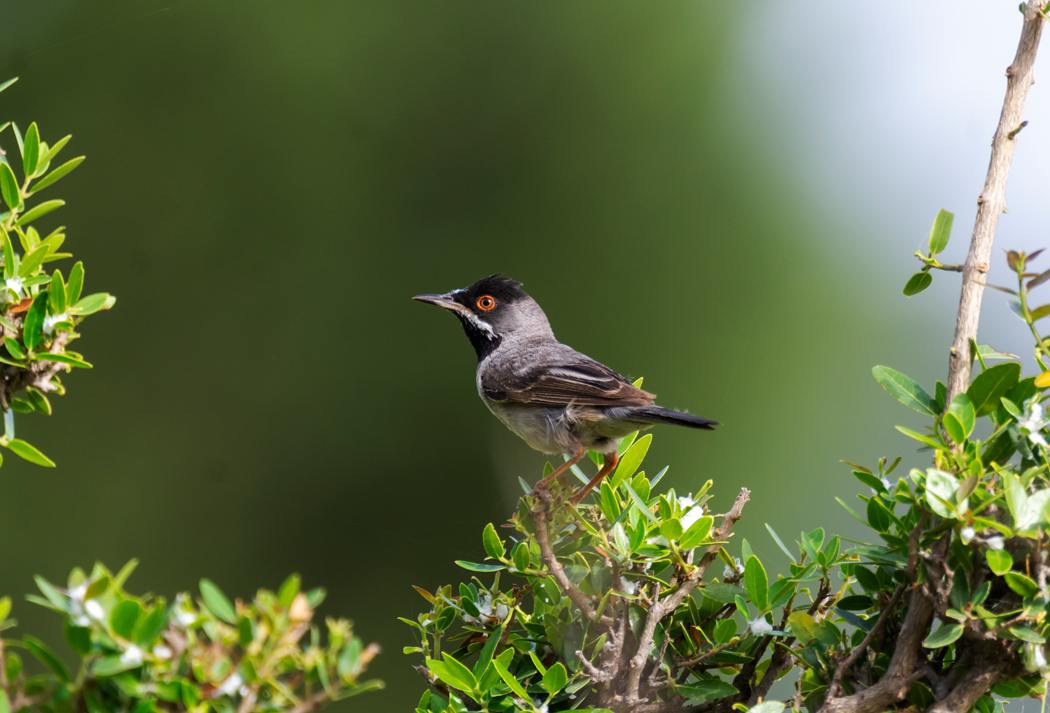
[413,274,553,360]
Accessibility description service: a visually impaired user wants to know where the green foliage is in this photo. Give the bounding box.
[0,77,113,467]
[0,562,381,713]
[405,248,1050,711]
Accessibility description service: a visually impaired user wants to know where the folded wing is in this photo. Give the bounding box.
[483,360,655,407]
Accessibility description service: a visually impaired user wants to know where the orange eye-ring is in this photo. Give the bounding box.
[477,295,496,311]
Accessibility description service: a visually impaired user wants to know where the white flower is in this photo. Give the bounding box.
[175,608,196,628]
[619,579,638,596]
[535,703,549,713]
[960,526,975,544]
[68,584,91,626]
[881,477,892,489]
[152,645,173,660]
[4,276,23,298]
[1036,647,1048,670]
[216,673,243,697]
[42,312,68,335]
[749,616,773,636]
[494,602,509,619]
[85,600,105,621]
[986,535,1005,551]
[120,645,144,666]
[681,507,706,532]
[723,557,744,580]
[1019,398,1050,448]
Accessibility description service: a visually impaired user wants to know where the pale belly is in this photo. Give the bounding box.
[480,397,648,456]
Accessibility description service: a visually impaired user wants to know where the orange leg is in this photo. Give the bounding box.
[531,447,586,496]
[570,450,619,506]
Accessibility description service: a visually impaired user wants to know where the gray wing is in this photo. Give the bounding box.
[482,357,655,407]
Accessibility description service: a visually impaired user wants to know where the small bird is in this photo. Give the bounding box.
[414,275,717,505]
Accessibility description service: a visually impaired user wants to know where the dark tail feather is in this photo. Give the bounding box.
[624,405,719,431]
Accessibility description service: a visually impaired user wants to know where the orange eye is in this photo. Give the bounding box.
[477,295,496,311]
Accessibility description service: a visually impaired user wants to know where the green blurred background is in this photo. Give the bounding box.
[0,2,1044,711]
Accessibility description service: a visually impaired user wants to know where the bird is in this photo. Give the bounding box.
[413,275,718,505]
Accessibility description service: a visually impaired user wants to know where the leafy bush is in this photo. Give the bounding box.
[403,233,1050,713]
[0,76,114,468]
[0,561,381,713]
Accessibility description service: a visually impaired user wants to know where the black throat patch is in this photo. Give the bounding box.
[455,314,502,361]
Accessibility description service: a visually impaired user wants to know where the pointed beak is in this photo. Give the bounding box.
[412,293,466,312]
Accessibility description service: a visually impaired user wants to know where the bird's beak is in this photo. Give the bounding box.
[412,293,467,313]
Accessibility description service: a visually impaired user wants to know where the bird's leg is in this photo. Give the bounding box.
[569,450,619,506]
[531,447,586,496]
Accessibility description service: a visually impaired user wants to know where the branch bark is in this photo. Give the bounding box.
[946,1,1047,403]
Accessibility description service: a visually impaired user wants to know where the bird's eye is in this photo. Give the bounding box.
[477,295,496,311]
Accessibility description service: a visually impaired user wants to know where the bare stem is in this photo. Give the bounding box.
[946,1,1047,403]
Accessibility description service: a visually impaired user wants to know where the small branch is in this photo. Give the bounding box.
[674,639,738,669]
[946,1,1046,403]
[532,493,598,623]
[287,690,330,713]
[827,586,904,698]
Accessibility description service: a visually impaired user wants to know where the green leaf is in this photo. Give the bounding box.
[923,623,963,648]
[623,482,659,524]
[613,434,651,486]
[23,292,48,351]
[680,515,714,549]
[744,556,768,611]
[903,271,933,297]
[430,653,477,694]
[660,518,683,541]
[0,78,18,94]
[64,620,91,656]
[49,270,66,314]
[29,156,84,195]
[473,625,502,680]
[277,573,301,608]
[1,227,12,281]
[967,362,1021,417]
[895,426,943,450]
[928,209,954,255]
[33,353,92,368]
[5,438,54,467]
[492,659,528,699]
[38,135,71,169]
[66,261,84,306]
[945,394,975,443]
[199,579,237,624]
[512,542,531,572]
[23,635,70,682]
[15,199,64,228]
[678,679,738,700]
[93,654,141,676]
[454,561,505,573]
[542,662,567,694]
[70,292,113,315]
[18,244,50,278]
[482,523,505,560]
[22,123,39,178]
[747,704,786,713]
[1009,626,1046,643]
[3,337,23,360]
[111,599,142,638]
[0,163,19,210]
[924,469,961,519]
[1004,472,1027,527]
[133,602,169,645]
[873,366,937,416]
[1005,572,1039,598]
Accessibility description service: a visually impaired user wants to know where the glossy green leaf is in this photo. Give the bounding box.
[923,623,963,648]
[680,515,714,549]
[71,292,112,315]
[15,199,63,227]
[277,573,301,608]
[133,602,169,645]
[66,261,84,306]
[33,353,92,368]
[744,556,768,611]
[903,271,932,297]
[199,579,237,624]
[482,523,505,560]
[23,292,48,351]
[38,135,70,169]
[5,438,54,467]
[22,123,39,177]
[492,659,528,699]
[928,209,954,255]
[64,620,91,656]
[872,366,936,416]
[49,270,66,314]
[542,662,567,694]
[454,561,505,572]
[660,518,683,541]
[945,394,975,443]
[0,163,19,210]
[678,679,738,700]
[895,426,943,450]
[111,599,142,638]
[612,434,651,486]
[967,362,1021,417]
[986,550,1013,576]
[23,635,70,681]
[18,244,50,278]
[430,653,477,694]
[3,337,23,360]
[29,156,84,195]
[1005,572,1039,598]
